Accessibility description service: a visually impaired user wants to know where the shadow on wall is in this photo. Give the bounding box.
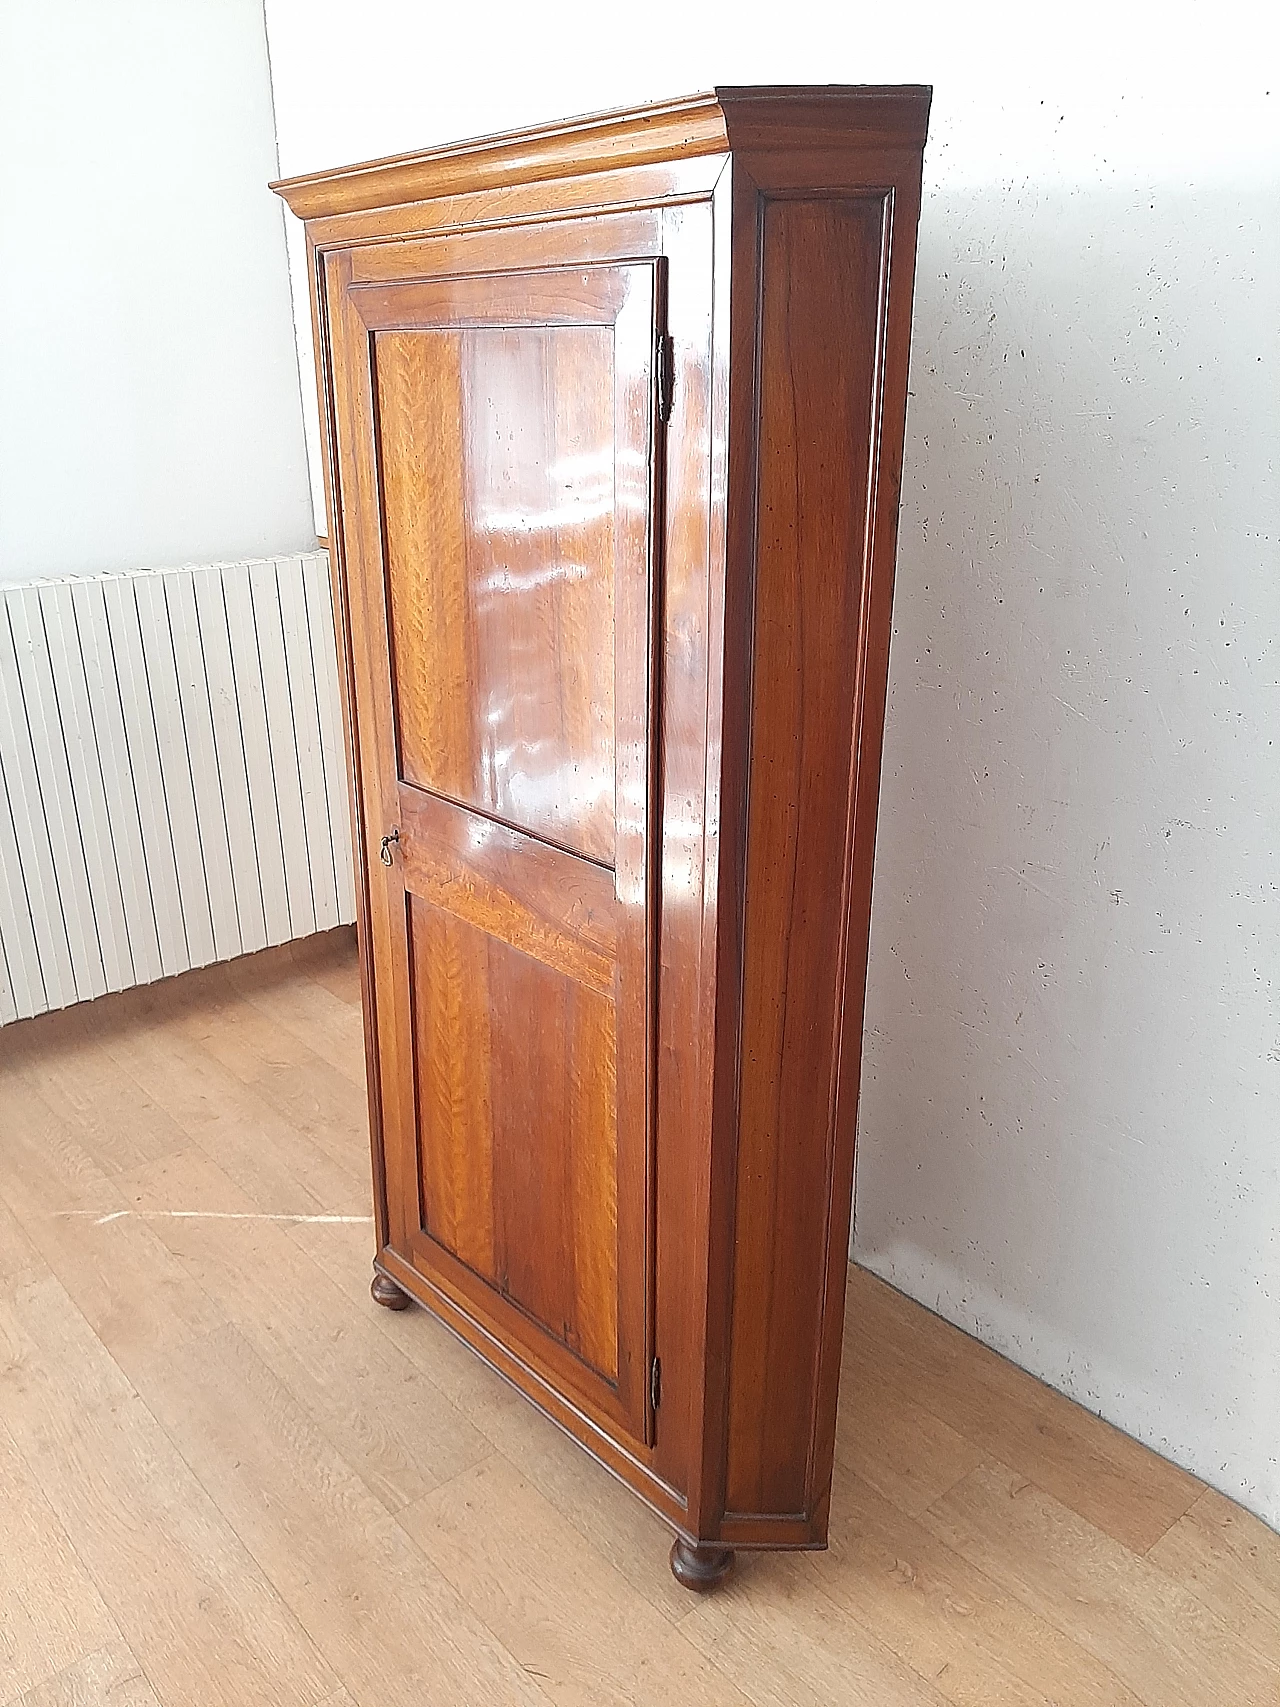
[854,172,1280,1525]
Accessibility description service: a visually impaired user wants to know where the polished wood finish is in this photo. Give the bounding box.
[273,86,932,1579]
[371,272,635,867]
[4,939,1278,1704]
[370,1267,410,1310]
[669,1537,734,1592]
[723,192,889,1524]
[328,246,656,1446]
[271,86,931,218]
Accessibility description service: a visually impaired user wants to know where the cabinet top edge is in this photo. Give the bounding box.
[270,84,932,222]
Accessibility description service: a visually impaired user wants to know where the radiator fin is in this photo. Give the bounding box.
[0,552,355,1024]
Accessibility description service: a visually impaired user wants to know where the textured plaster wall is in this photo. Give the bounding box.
[861,165,1279,1524]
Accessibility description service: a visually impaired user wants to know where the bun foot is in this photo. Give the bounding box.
[371,1268,411,1311]
[669,1536,734,1591]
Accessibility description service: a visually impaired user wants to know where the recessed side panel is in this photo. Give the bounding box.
[724,195,888,1521]
[408,890,620,1383]
[375,324,617,866]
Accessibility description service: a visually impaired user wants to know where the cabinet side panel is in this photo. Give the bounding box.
[724,195,887,1519]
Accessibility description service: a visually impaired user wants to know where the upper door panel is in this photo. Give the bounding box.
[356,266,654,869]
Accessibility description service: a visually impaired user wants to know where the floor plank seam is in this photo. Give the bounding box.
[0,1271,235,1707]
[7,943,1280,1707]
[94,1315,363,1706]
[391,1474,761,1707]
[1138,1482,1209,1558]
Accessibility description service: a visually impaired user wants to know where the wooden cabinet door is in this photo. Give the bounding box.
[330,254,662,1444]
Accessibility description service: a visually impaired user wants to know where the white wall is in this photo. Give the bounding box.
[263,0,1280,1525]
[864,155,1279,1528]
[0,0,315,583]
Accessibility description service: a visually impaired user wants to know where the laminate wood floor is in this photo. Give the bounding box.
[1,929,1276,1707]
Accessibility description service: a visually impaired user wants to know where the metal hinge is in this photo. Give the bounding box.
[650,1355,662,1410]
[656,333,675,425]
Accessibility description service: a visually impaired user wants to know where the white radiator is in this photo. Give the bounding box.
[0,552,355,1025]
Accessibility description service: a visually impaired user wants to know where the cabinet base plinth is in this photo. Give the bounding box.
[371,1268,411,1311]
[669,1537,734,1591]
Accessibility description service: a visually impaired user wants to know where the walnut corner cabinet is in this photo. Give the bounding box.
[272,84,931,1590]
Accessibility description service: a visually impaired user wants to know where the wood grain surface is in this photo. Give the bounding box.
[2,934,1277,1704]
[293,89,941,1556]
[330,255,659,1446]
[376,319,618,867]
